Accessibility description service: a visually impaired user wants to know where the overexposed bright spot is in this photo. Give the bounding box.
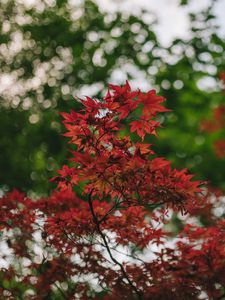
[29,114,40,124]
[197,76,218,91]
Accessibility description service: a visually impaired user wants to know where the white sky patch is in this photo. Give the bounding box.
[96,0,225,46]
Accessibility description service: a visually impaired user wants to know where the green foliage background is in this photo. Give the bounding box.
[0,0,225,195]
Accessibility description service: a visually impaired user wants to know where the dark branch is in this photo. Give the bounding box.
[88,189,143,300]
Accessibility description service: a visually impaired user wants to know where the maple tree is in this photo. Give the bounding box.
[1,83,225,299]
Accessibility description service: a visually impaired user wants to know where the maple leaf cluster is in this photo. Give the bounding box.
[0,82,225,300]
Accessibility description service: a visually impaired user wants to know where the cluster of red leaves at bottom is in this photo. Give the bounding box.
[0,82,225,300]
[1,188,225,300]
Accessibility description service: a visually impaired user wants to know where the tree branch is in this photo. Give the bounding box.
[88,190,143,300]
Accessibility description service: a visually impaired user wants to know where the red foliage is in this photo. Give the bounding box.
[200,104,225,159]
[1,83,225,299]
[200,106,225,134]
[213,139,225,159]
[219,71,225,91]
[199,72,225,159]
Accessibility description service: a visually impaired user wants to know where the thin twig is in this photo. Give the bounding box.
[54,282,67,299]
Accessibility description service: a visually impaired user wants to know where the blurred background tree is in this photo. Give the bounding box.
[0,0,225,195]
